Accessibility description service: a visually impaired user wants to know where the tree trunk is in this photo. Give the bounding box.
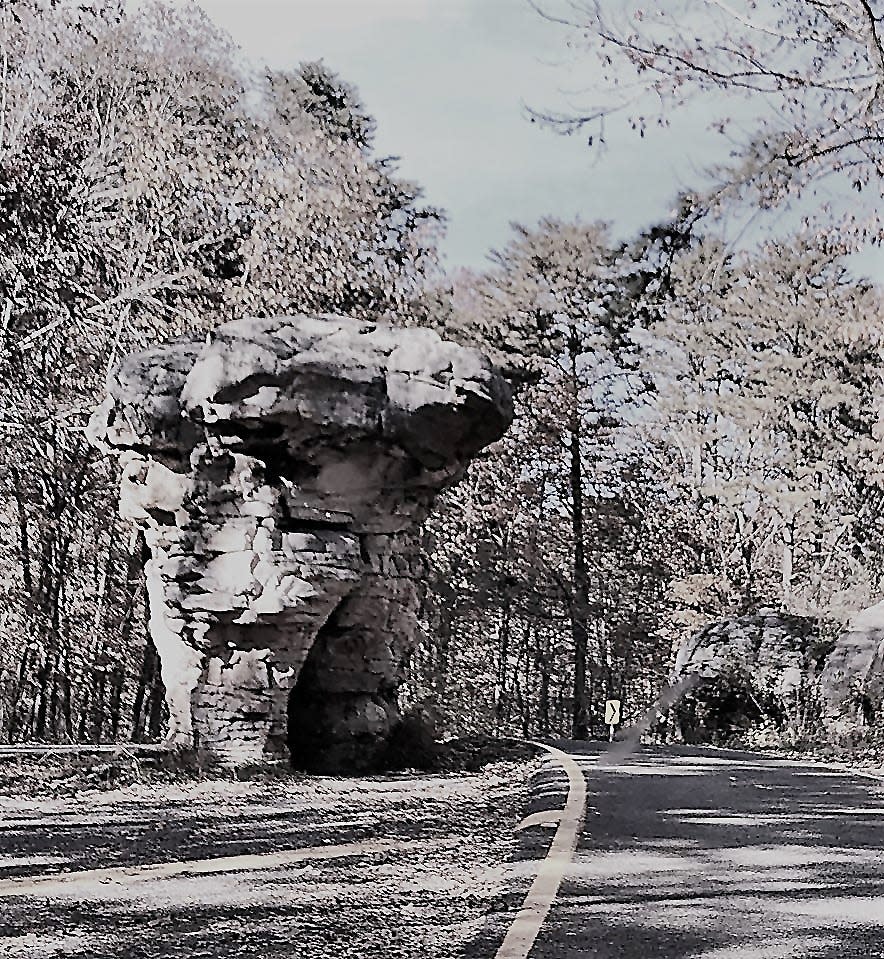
[109,667,123,741]
[537,626,551,736]
[495,602,512,732]
[569,332,591,740]
[6,646,32,742]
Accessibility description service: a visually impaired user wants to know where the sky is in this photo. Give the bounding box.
[177,0,883,279]
[181,0,734,271]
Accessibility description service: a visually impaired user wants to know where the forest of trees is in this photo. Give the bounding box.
[0,0,442,743]
[2,0,884,747]
[411,225,884,739]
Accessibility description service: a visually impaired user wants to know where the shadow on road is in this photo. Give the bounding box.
[0,769,526,959]
[532,743,884,959]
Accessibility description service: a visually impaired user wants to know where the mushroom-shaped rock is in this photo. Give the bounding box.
[89,315,513,771]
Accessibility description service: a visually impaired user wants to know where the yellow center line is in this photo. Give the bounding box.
[496,744,587,959]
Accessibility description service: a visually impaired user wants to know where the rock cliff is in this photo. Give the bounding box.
[670,609,820,742]
[89,315,512,771]
[671,605,884,742]
[817,601,884,731]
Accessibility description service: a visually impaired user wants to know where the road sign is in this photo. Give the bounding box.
[604,699,621,726]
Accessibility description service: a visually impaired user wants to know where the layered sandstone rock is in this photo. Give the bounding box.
[670,609,822,742]
[672,605,884,741]
[89,315,512,771]
[818,601,884,730]
[673,609,818,692]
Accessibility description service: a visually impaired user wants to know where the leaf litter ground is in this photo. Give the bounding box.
[0,753,538,959]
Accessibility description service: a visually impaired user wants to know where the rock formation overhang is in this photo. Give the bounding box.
[89,314,513,770]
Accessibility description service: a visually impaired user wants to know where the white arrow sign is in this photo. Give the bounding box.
[604,699,621,726]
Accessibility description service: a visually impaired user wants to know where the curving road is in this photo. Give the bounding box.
[515,743,884,959]
[3,745,884,957]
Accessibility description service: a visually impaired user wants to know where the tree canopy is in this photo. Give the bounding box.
[534,0,884,222]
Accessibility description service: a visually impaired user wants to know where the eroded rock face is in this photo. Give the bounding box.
[89,315,512,771]
[670,609,822,742]
[672,604,884,741]
[818,601,884,730]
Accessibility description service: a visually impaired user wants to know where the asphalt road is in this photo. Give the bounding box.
[519,743,884,959]
[3,746,884,958]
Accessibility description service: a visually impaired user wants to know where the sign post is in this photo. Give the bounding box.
[604,699,621,741]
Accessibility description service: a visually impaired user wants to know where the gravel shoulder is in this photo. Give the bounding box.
[0,757,538,959]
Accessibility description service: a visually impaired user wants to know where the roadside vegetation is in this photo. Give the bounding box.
[2,0,884,760]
